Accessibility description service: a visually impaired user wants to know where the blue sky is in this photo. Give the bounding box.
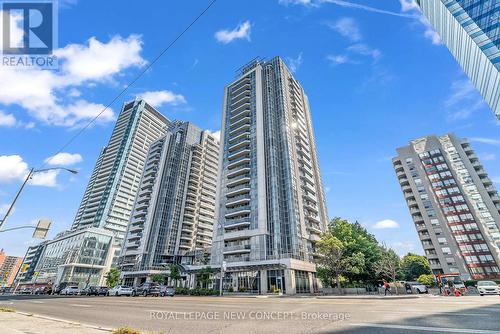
[1,0,499,257]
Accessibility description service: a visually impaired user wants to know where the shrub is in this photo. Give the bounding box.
[417,274,436,288]
[112,327,141,334]
[228,286,234,292]
[238,287,247,293]
[0,307,15,312]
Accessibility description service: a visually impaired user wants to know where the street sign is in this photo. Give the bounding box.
[222,261,227,272]
[32,219,51,239]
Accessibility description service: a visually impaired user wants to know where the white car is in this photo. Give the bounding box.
[108,285,133,296]
[404,282,428,294]
[477,281,500,296]
[60,286,80,295]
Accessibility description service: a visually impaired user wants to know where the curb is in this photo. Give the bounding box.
[316,295,420,300]
[15,311,113,332]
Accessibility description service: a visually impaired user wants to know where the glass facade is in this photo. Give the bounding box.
[417,0,500,118]
[33,228,114,287]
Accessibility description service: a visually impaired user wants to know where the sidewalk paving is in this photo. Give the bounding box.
[0,311,111,334]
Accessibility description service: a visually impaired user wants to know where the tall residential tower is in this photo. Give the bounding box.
[416,0,499,118]
[120,122,219,285]
[72,99,169,246]
[211,57,328,294]
[393,134,500,280]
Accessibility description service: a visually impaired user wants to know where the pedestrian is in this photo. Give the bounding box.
[383,281,392,296]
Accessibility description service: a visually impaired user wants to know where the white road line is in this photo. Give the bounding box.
[31,301,44,304]
[352,323,500,333]
[69,304,91,308]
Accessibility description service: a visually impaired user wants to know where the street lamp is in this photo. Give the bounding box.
[0,167,78,230]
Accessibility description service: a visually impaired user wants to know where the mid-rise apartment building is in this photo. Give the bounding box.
[0,249,23,287]
[211,57,328,294]
[393,134,500,280]
[120,121,219,285]
[416,0,499,118]
[14,241,48,284]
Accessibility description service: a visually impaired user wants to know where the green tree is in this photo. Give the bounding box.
[197,266,214,288]
[400,253,431,281]
[375,246,401,283]
[151,274,165,284]
[105,267,120,288]
[169,264,181,287]
[322,218,382,284]
[417,274,436,287]
[316,223,365,288]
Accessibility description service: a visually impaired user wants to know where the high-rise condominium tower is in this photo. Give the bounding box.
[416,0,499,118]
[72,99,169,245]
[120,122,219,285]
[211,57,328,294]
[393,134,500,280]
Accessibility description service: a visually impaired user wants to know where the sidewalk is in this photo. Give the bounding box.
[317,295,420,300]
[0,311,110,334]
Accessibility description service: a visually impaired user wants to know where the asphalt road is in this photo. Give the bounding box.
[1,294,500,333]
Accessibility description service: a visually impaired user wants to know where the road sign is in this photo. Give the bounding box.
[32,219,51,239]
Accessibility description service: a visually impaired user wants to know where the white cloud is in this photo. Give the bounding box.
[347,43,382,60]
[445,79,487,121]
[0,155,60,187]
[309,0,416,18]
[139,90,186,108]
[492,177,500,184]
[286,52,303,73]
[327,54,352,65]
[54,35,145,83]
[0,34,146,127]
[373,219,400,229]
[470,138,500,146]
[0,111,16,127]
[0,155,28,183]
[215,21,251,44]
[279,0,312,5]
[328,17,362,42]
[44,153,83,166]
[399,0,419,12]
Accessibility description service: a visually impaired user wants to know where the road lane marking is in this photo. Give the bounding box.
[31,301,44,304]
[69,304,92,307]
[352,323,500,333]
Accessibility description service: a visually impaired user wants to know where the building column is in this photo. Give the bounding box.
[308,272,314,294]
[284,269,295,295]
[260,270,267,294]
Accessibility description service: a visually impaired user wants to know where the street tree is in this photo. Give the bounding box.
[400,253,431,281]
[316,226,365,288]
[105,267,121,288]
[375,246,401,283]
[151,274,165,284]
[169,264,181,287]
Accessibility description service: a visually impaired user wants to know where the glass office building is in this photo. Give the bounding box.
[211,57,328,294]
[416,0,499,118]
[30,228,115,288]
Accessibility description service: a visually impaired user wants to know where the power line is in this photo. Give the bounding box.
[40,0,217,169]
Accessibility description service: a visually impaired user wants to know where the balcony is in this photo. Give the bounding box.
[228,156,251,170]
[230,106,251,122]
[226,194,251,207]
[225,219,251,230]
[225,206,251,218]
[228,138,250,152]
[223,244,251,255]
[227,174,251,188]
[228,147,251,161]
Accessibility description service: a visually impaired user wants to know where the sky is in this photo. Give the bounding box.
[0,0,499,257]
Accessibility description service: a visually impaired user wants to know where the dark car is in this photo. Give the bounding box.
[160,285,175,297]
[132,282,161,296]
[82,286,99,296]
[0,287,11,294]
[98,286,109,296]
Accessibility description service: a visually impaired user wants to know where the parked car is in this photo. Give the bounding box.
[0,287,11,294]
[477,281,500,296]
[404,282,428,294]
[160,285,175,297]
[82,286,99,296]
[19,287,33,295]
[98,286,109,296]
[132,282,161,297]
[60,286,80,295]
[108,285,133,296]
